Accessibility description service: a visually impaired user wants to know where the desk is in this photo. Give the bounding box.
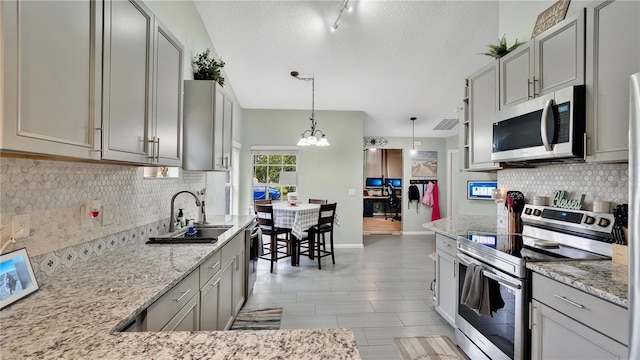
[363,196,401,219]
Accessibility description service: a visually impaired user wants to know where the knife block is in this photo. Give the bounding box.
[612,227,628,266]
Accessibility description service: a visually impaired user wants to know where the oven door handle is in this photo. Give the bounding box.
[457,252,522,291]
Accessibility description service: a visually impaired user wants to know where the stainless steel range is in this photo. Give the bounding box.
[455,205,615,360]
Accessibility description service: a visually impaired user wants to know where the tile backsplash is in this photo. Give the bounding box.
[496,162,628,229]
[1,157,205,279]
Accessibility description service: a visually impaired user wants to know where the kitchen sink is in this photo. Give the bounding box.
[146,225,233,244]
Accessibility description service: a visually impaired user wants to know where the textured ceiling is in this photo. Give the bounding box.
[193,0,499,138]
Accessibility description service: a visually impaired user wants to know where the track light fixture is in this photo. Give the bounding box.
[330,0,353,32]
[291,71,329,147]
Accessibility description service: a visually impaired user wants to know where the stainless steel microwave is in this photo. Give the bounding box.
[491,85,585,163]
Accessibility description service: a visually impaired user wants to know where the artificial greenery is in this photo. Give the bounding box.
[192,48,225,86]
[482,34,525,59]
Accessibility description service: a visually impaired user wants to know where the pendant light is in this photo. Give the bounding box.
[291,71,329,147]
[410,117,417,156]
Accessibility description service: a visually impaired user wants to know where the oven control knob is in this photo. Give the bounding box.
[598,218,611,227]
[533,209,542,216]
[584,216,596,225]
[524,208,532,215]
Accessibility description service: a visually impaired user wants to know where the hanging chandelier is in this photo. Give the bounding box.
[291,71,330,147]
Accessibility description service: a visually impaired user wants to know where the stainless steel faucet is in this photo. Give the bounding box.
[169,190,202,232]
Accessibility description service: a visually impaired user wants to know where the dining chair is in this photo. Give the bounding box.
[254,199,272,205]
[297,202,337,269]
[255,204,291,273]
[308,199,327,204]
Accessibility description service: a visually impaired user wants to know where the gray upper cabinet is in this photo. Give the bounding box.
[152,19,184,167]
[466,61,502,171]
[1,0,102,159]
[500,42,534,108]
[183,80,233,171]
[102,0,183,166]
[585,0,640,163]
[102,0,153,164]
[499,10,585,109]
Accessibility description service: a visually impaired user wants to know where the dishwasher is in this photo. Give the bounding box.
[245,219,259,297]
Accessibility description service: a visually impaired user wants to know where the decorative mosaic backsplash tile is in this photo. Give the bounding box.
[496,162,628,229]
[0,158,206,265]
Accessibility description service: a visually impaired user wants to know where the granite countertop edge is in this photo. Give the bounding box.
[0,214,360,359]
[526,261,628,308]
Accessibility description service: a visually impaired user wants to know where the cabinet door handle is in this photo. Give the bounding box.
[210,262,220,270]
[148,136,156,160]
[553,294,584,309]
[533,76,539,97]
[527,79,533,99]
[155,137,160,162]
[174,288,191,303]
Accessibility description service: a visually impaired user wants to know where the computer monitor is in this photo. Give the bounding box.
[365,177,384,188]
[385,178,402,188]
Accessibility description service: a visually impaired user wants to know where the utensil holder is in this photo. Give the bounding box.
[508,212,523,234]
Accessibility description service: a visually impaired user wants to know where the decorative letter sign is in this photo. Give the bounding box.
[551,190,585,210]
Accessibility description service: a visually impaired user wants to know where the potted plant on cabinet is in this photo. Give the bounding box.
[482,34,525,59]
[192,48,225,86]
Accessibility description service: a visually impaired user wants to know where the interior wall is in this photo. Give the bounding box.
[498,0,591,42]
[447,135,498,216]
[240,109,365,247]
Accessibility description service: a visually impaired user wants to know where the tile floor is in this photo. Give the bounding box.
[244,233,455,360]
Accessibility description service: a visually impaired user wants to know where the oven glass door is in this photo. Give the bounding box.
[457,260,523,360]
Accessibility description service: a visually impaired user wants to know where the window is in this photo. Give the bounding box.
[252,148,298,202]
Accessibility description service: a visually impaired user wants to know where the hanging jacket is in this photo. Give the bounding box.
[422,181,434,206]
[431,182,441,221]
[408,184,421,210]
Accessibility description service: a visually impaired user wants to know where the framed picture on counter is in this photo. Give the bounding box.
[1,248,39,309]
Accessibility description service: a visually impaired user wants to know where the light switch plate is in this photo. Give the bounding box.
[80,206,93,229]
[348,188,356,196]
[102,204,115,226]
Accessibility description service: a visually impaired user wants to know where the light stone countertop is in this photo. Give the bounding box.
[0,215,360,359]
[423,214,498,238]
[526,260,628,308]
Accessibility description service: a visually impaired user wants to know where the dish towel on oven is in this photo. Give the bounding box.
[460,263,491,317]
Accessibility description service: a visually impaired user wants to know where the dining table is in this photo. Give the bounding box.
[271,202,340,266]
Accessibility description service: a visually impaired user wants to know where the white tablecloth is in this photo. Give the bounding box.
[271,203,340,239]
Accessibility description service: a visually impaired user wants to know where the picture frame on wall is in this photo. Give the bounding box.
[1,248,39,309]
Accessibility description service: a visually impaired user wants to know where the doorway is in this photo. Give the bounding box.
[362,148,403,235]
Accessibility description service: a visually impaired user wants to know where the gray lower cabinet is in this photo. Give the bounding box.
[585,0,640,163]
[531,273,628,359]
[217,260,234,330]
[233,248,246,315]
[1,0,102,159]
[146,269,200,331]
[435,233,457,327]
[466,61,501,171]
[161,295,200,331]
[199,274,220,331]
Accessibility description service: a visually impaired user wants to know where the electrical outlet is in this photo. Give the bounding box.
[102,204,115,226]
[11,214,31,239]
[80,206,93,229]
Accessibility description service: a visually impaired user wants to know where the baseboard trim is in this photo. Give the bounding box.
[402,231,434,235]
[334,244,364,249]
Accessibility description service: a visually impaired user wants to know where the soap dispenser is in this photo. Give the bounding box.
[176,208,184,229]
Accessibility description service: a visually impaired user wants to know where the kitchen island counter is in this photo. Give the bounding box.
[0,215,360,359]
[527,260,628,308]
[423,214,498,238]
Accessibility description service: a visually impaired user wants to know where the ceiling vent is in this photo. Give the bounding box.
[433,118,459,131]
